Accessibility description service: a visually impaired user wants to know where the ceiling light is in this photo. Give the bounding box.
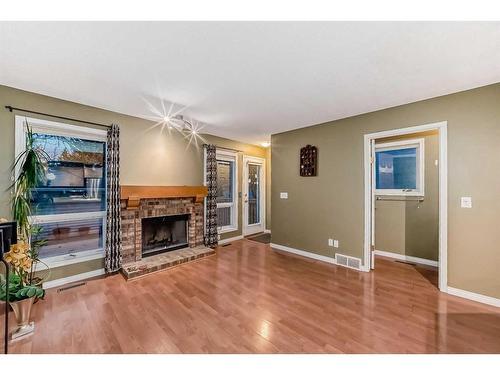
[260,141,270,148]
[162,115,170,122]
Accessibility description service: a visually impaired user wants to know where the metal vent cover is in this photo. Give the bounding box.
[335,254,349,267]
[335,253,362,270]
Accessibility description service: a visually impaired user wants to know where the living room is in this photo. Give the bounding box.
[1,2,500,372]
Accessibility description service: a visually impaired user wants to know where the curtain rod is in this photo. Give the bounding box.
[376,196,424,202]
[5,105,112,129]
[204,144,244,153]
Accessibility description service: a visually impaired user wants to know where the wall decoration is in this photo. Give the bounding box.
[300,145,317,176]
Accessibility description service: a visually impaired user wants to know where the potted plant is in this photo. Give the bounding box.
[0,123,51,338]
[0,242,45,339]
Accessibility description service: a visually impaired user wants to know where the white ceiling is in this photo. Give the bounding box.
[1,22,500,145]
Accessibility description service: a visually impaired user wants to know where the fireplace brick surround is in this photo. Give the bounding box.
[121,198,204,264]
[120,186,208,265]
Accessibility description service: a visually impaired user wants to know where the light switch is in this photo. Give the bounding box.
[461,197,472,208]
[280,192,288,199]
[333,240,339,248]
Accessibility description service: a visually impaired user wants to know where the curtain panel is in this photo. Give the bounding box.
[105,123,122,273]
[204,144,218,247]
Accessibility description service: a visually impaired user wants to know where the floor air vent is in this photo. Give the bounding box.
[335,253,362,270]
[57,282,86,293]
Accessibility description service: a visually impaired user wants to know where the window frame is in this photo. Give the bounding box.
[215,149,238,233]
[15,116,108,268]
[374,138,425,196]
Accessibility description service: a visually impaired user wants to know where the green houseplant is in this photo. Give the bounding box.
[0,123,50,338]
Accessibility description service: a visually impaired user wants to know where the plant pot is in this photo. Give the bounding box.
[9,296,35,340]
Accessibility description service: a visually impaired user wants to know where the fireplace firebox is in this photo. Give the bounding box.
[141,214,189,257]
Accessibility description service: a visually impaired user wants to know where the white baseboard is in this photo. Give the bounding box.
[43,268,105,289]
[218,235,244,245]
[270,243,369,272]
[374,249,438,267]
[270,242,337,264]
[446,286,500,308]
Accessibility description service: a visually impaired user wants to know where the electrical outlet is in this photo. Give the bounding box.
[328,238,334,247]
[280,192,288,199]
[333,240,339,248]
[461,197,472,208]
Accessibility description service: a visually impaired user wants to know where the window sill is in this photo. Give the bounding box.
[375,191,424,197]
[218,226,238,234]
[41,249,105,269]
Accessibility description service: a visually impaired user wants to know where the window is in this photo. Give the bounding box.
[215,150,238,232]
[375,139,424,196]
[15,116,107,267]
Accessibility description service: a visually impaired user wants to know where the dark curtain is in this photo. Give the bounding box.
[105,123,122,273]
[204,144,218,247]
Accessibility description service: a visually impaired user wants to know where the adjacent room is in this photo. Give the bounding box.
[1,21,500,355]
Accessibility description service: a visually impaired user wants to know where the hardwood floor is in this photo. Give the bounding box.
[9,239,500,353]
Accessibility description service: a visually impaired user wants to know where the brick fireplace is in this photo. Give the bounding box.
[120,186,207,265]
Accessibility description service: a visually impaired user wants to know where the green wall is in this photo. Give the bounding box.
[271,83,500,299]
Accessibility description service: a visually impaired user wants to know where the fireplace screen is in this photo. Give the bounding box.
[141,214,189,256]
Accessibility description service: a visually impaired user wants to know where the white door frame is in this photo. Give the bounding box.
[363,121,448,292]
[242,155,266,236]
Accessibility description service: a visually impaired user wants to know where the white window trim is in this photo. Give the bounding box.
[215,149,239,233]
[374,138,425,196]
[15,115,108,267]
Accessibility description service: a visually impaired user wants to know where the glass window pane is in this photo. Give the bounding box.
[216,160,234,203]
[217,206,232,227]
[31,133,106,215]
[248,164,260,225]
[35,218,104,259]
[375,147,417,190]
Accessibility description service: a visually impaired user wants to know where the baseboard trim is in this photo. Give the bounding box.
[43,268,105,289]
[270,243,370,272]
[271,242,341,264]
[446,286,500,308]
[374,249,438,267]
[218,235,244,245]
[264,229,271,234]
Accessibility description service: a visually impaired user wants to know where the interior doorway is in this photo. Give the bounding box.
[242,155,266,236]
[363,122,448,291]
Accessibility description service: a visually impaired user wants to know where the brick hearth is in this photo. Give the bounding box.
[121,245,216,280]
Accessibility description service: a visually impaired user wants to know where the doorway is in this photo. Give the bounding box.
[242,155,266,236]
[363,121,448,291]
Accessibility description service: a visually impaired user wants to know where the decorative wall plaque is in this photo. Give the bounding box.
[300,145,317,176]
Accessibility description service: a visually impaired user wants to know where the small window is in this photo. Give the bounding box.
[215,150,238,232]
[375,139,424,196]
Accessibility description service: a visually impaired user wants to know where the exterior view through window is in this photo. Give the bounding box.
[375,139,424,196]
[16,117,108,266]
[215,150,237,232]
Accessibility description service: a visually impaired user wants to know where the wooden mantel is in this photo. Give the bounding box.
[121,185,208,209]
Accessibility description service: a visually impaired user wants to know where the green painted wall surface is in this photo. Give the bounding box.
[271,83,500,299]
[375,131,439,261]
[0,84,269,280]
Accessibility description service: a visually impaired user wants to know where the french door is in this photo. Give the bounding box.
[242,156,266,236]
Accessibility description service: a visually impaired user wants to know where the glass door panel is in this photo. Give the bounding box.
[247,164,261,225]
